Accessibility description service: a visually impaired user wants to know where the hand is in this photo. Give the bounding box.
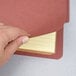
[0,23,29,67]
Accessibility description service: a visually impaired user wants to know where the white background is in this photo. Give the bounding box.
[0,0,76,76]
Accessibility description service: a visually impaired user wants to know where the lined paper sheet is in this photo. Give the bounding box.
[19,32,56,53]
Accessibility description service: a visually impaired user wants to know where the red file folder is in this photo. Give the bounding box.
[0,0,69,59]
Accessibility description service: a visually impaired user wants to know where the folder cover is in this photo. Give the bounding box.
[0,0,69,59]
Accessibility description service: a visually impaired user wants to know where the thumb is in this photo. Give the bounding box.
[4,36,29,59]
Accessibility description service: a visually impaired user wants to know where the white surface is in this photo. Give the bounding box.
[0,0,76,76]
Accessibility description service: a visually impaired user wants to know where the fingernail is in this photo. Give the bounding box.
[20,36,29,44]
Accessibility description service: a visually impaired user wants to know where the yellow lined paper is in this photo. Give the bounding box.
[19,32,56,54]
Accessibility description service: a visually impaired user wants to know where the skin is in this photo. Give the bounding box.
[0,23,29,67]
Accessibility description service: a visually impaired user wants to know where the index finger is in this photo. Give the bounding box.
[0,25,30,54]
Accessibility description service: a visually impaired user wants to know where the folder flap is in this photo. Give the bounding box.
[0,0,68,37]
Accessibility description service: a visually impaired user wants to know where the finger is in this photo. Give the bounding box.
[0,23,30,39]
[4,36,29,61]
[0,26,30,53]
[0,23,28,36]
[2,26,30,41]
[0,36,29,67]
